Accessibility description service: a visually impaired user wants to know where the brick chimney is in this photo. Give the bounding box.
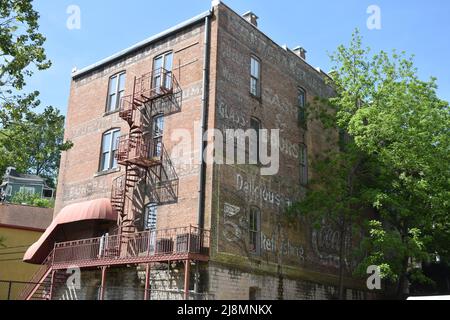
[243,11,258,27]
[293,46,307,60]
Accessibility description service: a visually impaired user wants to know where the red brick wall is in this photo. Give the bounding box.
[55,22,211,232]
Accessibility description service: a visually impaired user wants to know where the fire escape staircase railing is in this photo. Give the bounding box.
[19,250,55,300]
[111,68,182,234]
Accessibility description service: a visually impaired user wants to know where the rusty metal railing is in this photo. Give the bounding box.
[119,95,140,126]
[18,250,55,300]
[116,135,164,167]
[134,68,181,105]
[52,226,210,266]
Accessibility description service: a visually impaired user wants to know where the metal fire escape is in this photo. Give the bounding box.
[18,68,212,301]
[111,68,182,234]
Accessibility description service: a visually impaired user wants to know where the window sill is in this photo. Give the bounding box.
[94,168,120,178]
[249,92,262,103]
[103,109,120,117]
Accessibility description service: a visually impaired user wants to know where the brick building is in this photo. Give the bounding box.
[22,1,374,300]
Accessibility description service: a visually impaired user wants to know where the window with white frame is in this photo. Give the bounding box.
[250,56,261,97]
[144,203,158,231]
[19,186,35,195]
[300,144,308,186]
[152,114,164,157]
[153,52,173,91]
[106,72,126,113]
[100,129,121,172]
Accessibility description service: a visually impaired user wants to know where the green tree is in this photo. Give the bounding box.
[0,0,51,127]
[289,98,380,299]
[0,1,71,190]
[290,30,450,299]
[0,106,73,186]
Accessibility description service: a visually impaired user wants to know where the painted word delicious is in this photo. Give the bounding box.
[236,174,292,209]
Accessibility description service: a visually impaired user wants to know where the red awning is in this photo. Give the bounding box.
[24,198,117,264]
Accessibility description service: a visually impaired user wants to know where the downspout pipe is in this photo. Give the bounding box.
[197,14,211,231]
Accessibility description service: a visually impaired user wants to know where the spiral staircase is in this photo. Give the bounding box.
[111,68,182,235]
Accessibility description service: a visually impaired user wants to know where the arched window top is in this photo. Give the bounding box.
[250,117,261,129]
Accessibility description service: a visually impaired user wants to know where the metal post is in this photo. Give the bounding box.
[49,270,56,300]
[188,225,192,253]
[100,266,107,300]
[7,281,12,300]
[144,264,151,301]
[184,260,190,300]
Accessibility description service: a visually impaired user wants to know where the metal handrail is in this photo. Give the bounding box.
[52,226,210,266]
[134,68,180,103]
[116,135,163,165]
[18,250,55,300]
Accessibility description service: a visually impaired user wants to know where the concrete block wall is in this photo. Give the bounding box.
[207,263,372,300]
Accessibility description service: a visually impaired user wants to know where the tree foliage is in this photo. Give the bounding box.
[11,191,54,208]
[0,1,71,185]
[0,0,51,126]
[290,30,450,297]
[0,106,73,186]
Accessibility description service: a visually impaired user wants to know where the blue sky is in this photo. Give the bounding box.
[29,0,450,115]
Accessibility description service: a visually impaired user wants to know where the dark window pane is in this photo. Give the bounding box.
[249,207,261,254]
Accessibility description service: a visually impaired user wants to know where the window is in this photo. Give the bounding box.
[152,114,164,157]
[106,72,126,113]
[153,52,173,92]
[43,189,54,198]
[300,145,308,186]
[5,185,12,196]
[250,118,262,164]
[249,287,261,300]
[249,207,261,254]
[19,186,35,195]
[144,203,158,231]
[100,129,121,172]
[298,88,307,128]
[250,56,261,97]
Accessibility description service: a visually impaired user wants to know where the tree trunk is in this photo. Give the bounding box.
[338,216,346,300]
[396,256,410,299]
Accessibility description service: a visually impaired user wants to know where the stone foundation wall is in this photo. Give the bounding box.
[207,262,375,300]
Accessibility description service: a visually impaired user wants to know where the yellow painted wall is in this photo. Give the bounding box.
[0,226,43,300]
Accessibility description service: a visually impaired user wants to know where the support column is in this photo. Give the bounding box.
[7,281,12,300]
[99,266,107,300]
[184,260,190,300]
[144,264,151,301]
